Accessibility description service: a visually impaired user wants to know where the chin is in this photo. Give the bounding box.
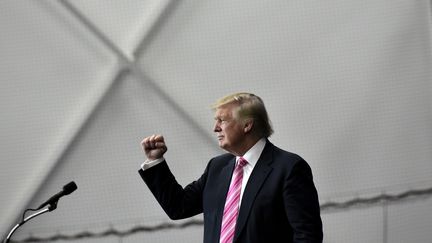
[218,141,228,149]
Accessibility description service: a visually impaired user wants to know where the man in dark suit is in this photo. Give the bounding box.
[139,92,323,243]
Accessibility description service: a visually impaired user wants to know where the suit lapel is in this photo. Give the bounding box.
[234,142,274,241]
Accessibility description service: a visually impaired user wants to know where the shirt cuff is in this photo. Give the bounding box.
[140,157,165,171]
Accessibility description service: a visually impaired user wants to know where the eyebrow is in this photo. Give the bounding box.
[214,114,228,120]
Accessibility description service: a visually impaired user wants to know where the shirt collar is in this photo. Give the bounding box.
[236,138,267,167]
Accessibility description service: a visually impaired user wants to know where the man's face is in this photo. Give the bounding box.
[213,104,245,154]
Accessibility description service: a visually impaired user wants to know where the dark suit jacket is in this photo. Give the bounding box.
[139,141,323,243]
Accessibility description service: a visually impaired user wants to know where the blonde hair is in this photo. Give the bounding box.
[212,92,274,138]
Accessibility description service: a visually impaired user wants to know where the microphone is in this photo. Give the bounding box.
[36,181,77,210]
[4,182,78,243]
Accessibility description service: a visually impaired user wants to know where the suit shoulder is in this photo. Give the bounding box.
[212,152,235,161]
[269,145,315,179]
[271,144,304,163]
[206,153,235,169]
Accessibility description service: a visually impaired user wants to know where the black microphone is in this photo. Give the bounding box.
[36,181,77,210]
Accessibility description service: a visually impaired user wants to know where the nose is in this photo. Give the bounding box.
[213,121,221,132]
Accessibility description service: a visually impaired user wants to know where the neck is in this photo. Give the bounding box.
[232,136,262,157]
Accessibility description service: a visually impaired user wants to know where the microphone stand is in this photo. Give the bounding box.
[3,204,57,243]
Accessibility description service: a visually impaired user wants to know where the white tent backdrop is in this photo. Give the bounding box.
[1,1,431,242]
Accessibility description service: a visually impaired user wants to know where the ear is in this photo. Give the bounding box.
[243,119,254,133]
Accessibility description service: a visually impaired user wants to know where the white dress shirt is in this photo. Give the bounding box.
[235,138,266,202]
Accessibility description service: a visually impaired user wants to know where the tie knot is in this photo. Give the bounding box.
[237,157,248,167]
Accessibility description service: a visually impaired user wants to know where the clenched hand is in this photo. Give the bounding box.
[141,134,167,161]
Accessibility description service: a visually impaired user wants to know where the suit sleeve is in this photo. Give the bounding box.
[283,159,323,242]
[138,161,205,220]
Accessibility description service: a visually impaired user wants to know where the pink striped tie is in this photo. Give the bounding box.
[220,157,248,243]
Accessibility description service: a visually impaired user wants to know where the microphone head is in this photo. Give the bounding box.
[63,181,77,195]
